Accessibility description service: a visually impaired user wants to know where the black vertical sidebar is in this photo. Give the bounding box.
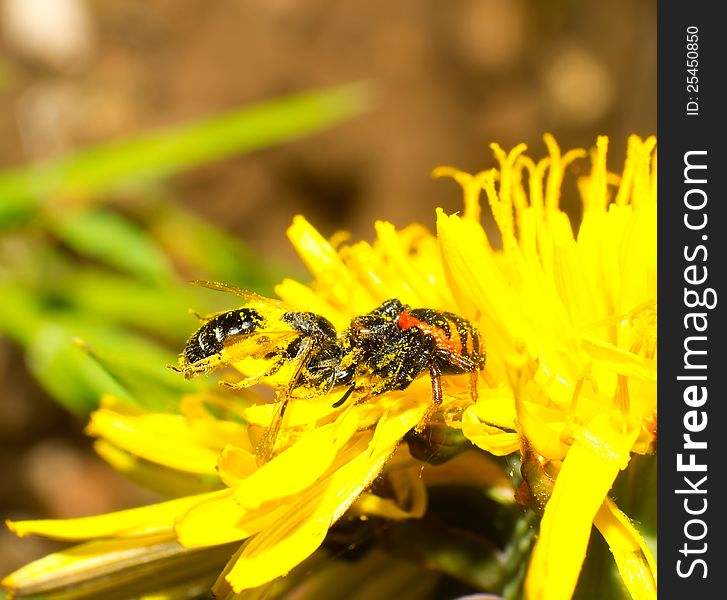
[658,2,726,597]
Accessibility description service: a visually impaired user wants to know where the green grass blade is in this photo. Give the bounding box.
[46,269,200,341]
[0,82,372,224]
[75,336,211,413]
[25,322,135,414]
[147,203,291,293]
[47,209,177,282]
[0,282,194,413]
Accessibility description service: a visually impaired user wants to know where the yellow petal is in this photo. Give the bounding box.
[87,409,221,475]
[2,535,238,599]
[468,387,518,429]
[338,239,405,303]
[594,497,657,600]
[8,492,220,541]
[244,394,342,429]
[531,347,583,409]
[461,408,519,456]
[525,411,640,600]
[436,209,535,356]
[618,204,657,316]
[225,404,427,591]
[516,400,569,461]
[180,394,253,453]
[599,204,632,310]
[352,466,427,520]
[352,494,410,520]
[553,240,600,332]
[94,440,220,498]
[285,216,374,311]
[274,277,350,329]
[580,339,656,381]
[174,489,289,547]
[230,409,360,509]
[216,445,258,488]
[575,210,608,301]
[286,215,347,280]
[374,220,453,308]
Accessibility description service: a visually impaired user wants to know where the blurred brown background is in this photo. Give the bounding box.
[0,0,655,577]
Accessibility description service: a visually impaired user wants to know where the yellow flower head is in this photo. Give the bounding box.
[435,134,656,600]
[3,134,656,600]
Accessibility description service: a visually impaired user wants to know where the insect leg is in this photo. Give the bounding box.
[435,349,481,402]
[468,370,479,403]
[219,353,286,389]
[416,362,443,433]
[435,349,478,371]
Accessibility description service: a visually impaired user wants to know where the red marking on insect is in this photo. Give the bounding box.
[397,311,461,354]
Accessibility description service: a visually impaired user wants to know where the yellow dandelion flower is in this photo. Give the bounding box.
[435,134,656,600]
[3,134,656,600]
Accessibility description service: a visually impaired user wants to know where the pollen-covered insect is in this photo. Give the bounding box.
[344,298,486,426]
[173,282,486,463]
[172,281,357,462]
[177,307,267,378]
[179,282,361,388]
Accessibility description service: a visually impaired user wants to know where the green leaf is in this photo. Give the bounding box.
[75,337,211,413]
[2,538,236,599]
[381,485,536,595]
[44,269,201,341]
[25,322,134,414]
[0,283,195,413]
[146,203,291,293]
[46,209,176,282]
[611,453,657,577]
[0,283,47,345]
[0,82,372,224]
[612,453,657,542]
[94,441,221,499]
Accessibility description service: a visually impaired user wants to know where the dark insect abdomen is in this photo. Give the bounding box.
[184,308,265,365]
[405,308,486,373]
